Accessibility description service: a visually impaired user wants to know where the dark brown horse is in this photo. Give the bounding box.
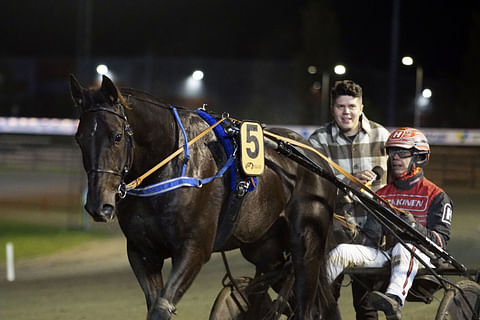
[70,75,336,320]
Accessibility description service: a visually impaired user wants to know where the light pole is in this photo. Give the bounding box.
[402,56,423,127]
[319,64,346,124]
[320,72,330,124]
[414,65,424,127]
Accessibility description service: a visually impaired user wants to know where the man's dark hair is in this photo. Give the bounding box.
[330,80,363,105]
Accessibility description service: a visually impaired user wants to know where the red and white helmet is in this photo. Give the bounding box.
[386,127,430,151]
[386,127,430,166]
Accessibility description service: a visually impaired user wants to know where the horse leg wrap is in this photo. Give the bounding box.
[157,297,177,316]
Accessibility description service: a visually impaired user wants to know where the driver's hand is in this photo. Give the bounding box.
[354,170,377,185]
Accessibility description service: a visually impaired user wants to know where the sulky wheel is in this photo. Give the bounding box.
[209,277,250,320]
[435,279,480,320]
[209,275,293,320]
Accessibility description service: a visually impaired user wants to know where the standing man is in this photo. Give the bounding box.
[327,127,453,320]
[309,80,390,319]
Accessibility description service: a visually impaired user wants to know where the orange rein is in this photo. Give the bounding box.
[125,117,226,191]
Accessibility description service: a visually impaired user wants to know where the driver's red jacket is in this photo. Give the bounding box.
[376,170,453,249]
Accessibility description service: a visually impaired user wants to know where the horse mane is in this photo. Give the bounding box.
[119,87,190,111]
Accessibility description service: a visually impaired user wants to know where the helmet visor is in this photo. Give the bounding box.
[387,148,413,159]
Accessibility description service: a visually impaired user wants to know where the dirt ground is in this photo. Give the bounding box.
[0,172,477,319]
[0,234,457,320]
[0,235,258,320]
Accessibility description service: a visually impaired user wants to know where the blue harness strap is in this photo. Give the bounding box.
[195,109,257,192]
[127,107,236,197]
[171,106,189,176]
[127,107,256,197]
[195,109,236,190]
[127,156,235,197]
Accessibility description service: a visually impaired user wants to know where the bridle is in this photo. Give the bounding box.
[82,104,134,199]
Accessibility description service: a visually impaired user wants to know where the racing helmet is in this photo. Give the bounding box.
[386,127,430,166]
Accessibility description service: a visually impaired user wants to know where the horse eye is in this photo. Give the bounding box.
[114,133,123,143]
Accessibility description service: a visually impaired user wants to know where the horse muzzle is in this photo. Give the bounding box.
[85,203,116,222]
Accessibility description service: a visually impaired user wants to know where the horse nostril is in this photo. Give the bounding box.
[102,204,114,216]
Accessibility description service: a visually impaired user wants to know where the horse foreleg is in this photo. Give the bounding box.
[289,205,333,320]
[290,203,330,319]
[241,217,288,278]
[148,243,210,320]
[240,232,288,318]
[290,224,319,319]
[127,241,165,311]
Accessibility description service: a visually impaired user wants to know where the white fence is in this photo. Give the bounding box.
[2,116,480,146]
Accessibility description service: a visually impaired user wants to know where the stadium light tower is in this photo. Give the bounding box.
[334,64,346,75]
[183,70,204,97]
[96,64,108,75]
[95,64,114,82]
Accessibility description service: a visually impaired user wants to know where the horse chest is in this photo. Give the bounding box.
[118,207,175,250]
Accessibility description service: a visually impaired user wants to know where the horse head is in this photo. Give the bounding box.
[70,75,133,222]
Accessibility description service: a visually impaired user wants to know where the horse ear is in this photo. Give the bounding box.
[69,74,84,107]
[101,75,120,104]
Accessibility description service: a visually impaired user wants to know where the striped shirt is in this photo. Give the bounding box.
[309,113,390,243]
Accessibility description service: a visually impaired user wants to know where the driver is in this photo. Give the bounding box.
[326,127,453,320]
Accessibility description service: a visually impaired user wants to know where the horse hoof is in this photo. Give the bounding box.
[148,297,176,320]
[148,309,173,320]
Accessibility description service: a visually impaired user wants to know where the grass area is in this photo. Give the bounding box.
[443,187,480,268]
[0,219,112,263]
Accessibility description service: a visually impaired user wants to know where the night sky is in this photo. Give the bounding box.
[1,0,479,126]
[2,1,475,73]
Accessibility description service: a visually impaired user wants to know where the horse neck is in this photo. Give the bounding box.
[125,101,179,176]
